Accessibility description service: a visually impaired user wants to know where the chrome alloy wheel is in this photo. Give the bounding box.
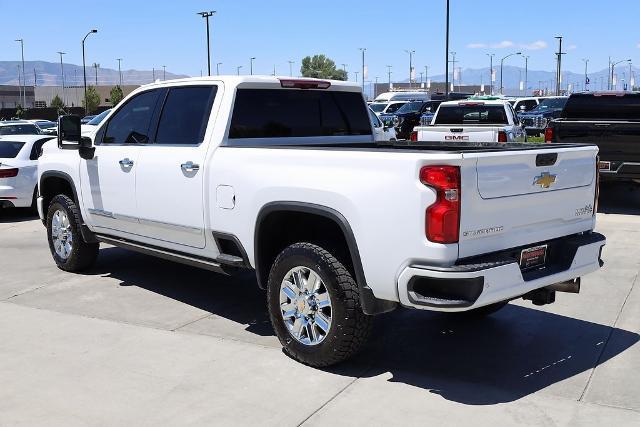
[279,266,332,346]
[51,209,73,259]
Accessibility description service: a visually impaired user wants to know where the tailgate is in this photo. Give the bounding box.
[418,126,499,143]
[458,145,598,258]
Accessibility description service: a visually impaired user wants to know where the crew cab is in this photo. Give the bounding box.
[38,76,605,367]
[380,100,440,140]
[546,92,640,184]
[413,99,527,143]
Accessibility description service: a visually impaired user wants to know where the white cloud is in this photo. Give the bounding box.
[491,40,515,49]
[466,43,487,49]
[520,40,547,50]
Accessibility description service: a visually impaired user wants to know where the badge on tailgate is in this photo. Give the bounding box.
[519,245,547,270]
[445,135,469,141]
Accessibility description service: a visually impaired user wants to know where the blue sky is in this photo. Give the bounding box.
[2,0,639,80]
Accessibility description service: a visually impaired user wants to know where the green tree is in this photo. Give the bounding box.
[300,55,347,80]
[14,104,25,119]
[50,94,66,115]
[82,85,101,114]
[109,85,124,106]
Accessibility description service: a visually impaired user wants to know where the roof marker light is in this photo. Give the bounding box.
[279,79,331,89]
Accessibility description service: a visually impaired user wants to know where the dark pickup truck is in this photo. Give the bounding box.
[546,92,640,184]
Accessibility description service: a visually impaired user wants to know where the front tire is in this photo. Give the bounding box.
[46,194,99,272]
[267,243,373,367]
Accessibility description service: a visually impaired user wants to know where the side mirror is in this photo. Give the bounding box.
[57,115,82,150]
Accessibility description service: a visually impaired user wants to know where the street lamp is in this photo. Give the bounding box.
[582,58,589,91]
[197,11,216,76]
[611,59,631,90]
[116,58,123,86]
[449,51,457,91]
[359,48,366,93]
[162,65,166,81]
[236,65,243,75]
[15,39,26,107]
[216,62,222,75]
[486,53,495,95]
[523,55,529,95]
[250,57,255,75]
[404,49,415,88]
[500,51,521,95]
[57,51,66,105]
[288,60,294,77]
[554,36,563,95]
[92,63,99,85]
[82,29,97,114]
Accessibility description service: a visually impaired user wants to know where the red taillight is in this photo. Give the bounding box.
[420,166,461,244]
[497,131,507,143]
[279,79,331,89]
[0,168,19,178]
[544,127,554,143]
[409,131,418,142]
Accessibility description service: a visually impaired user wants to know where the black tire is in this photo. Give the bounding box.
[30,186,38,213]
[267,242,373,367]
[455,301,508,318]
[46,194,99,272]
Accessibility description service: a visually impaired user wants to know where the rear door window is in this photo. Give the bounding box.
[229,89,371,139]
[155,86,217,145]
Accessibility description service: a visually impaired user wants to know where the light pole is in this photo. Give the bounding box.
[386,65,392,89]
[486,53,494,95]
[359,48,366,93]
[629,61,633,91]
[216,62,222,75]
[404,49,415,88]
[355,71,359,83]
[57,51,66,105]
[444,0,450,98]
[15,39,26,107]
[611,59,631,90]
[236,66,242,75]
[82,29,97,113]
[554,36,563,95]
[162,65,166,81]
[500,52,521,95]
[582,58,589,91]
[250,57,256,75]
[197,11,216,76]
[523,55,529,96]
[92,63,99,85]
[288,60,294,77]
[449,51,456,91]
[116,58,123,86]
[424,65,429,90]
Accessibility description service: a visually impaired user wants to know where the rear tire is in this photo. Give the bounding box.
[46,194,99,272]
[267,242,373,367]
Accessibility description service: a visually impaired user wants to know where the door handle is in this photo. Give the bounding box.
[181,161,200,172]
[119,158,134,168]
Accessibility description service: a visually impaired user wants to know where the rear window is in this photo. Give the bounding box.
[369,103,387,112]
[562,94,640,120]
[0,124,39,135]
[0,141,25,158]
[229,89,371,139]
[434,105,508,125]
[385,102,406,113]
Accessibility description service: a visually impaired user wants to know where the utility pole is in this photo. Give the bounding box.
[15,39,26,107]
[629,61,633,91]
[162,65,166,81]
[82,29,98,113]
[236,66,242,75]
[116,58,123,86]
[445,0,450,99]
[611,59,632,91]
[152,67,155,82]
[250,57,255,75]
[582,58,589,91]
[359,48,366,93]
[424,65,429,90]
[57,51,66,105]
[355,71,359,82]
[554,36,563,96]
[450,51,456,92]
[523,55,529,96]
[216,62,222,75]
[197,11,216,76]
[288,60,294,77]
[33,68,37,87]
[93,63,99,85]
[341,63,347,80]
[486,53,494,95]
[405,49,415,88]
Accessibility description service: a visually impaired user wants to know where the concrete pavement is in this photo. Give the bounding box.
[0,184,638,426]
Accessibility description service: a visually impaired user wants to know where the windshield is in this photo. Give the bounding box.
[0,124,40,135]
[36,122,56,129]
[87,109,111,125]
[532,98,567,112]
[394,102,423,114]
[0,141,25,158]
[434,105,508,125]
[369,103,387,113]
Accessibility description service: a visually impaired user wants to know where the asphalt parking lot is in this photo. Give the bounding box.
[0,184,639,426]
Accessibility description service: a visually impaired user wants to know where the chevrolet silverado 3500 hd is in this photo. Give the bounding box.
[38,76,605,366]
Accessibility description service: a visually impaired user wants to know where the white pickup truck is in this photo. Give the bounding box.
[38,76,605,367]
[413,99,527,143]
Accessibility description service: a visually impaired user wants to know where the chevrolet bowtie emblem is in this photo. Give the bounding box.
[533,172,557,189]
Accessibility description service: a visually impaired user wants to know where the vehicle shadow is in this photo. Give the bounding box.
[0,208,39,223]
[92,246,638,406]
[598,182,640,215]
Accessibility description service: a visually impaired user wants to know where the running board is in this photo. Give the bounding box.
[96,235,230,275]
